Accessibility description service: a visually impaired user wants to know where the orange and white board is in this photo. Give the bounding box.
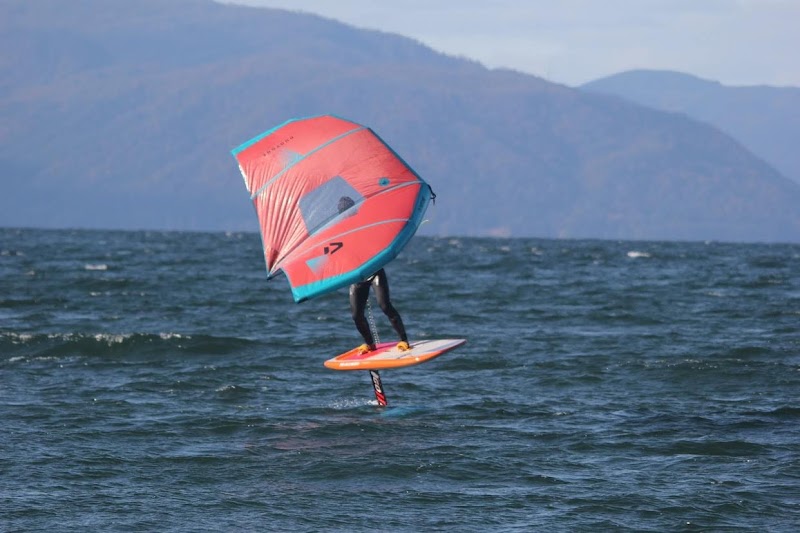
[324,339,466,371]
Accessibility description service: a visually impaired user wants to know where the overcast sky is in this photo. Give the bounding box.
[222,0,799,88]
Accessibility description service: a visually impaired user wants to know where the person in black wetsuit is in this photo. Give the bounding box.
[349,268,410,354]
[337,195,410,354]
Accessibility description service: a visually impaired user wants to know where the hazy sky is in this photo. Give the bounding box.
[222,0,799,88]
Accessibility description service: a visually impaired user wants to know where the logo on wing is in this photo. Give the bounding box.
[324,242,343,255]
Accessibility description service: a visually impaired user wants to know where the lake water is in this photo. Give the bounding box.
[2,228,799,531]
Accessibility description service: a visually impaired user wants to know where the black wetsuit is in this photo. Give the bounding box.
[349,268,408,347]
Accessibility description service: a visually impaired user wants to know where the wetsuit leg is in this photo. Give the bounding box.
[349,281,374,346]
[372,269,408,343]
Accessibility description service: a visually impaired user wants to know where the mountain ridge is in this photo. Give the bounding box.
[582,69,800,185]
[1,0,799,242]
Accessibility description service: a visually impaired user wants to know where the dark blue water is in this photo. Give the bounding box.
[2,228,799,531]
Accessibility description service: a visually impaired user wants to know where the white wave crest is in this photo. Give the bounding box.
[627,251,651,258]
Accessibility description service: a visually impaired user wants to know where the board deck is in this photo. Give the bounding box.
[324,338,466,371]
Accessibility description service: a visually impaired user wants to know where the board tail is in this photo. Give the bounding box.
[369,370,388,406]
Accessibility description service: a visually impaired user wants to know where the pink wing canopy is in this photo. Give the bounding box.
[232,115,433,302]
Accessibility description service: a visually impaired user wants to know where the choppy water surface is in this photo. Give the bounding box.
[2,228,799,531]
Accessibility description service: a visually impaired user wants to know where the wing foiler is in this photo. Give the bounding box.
[232,114,433,302]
